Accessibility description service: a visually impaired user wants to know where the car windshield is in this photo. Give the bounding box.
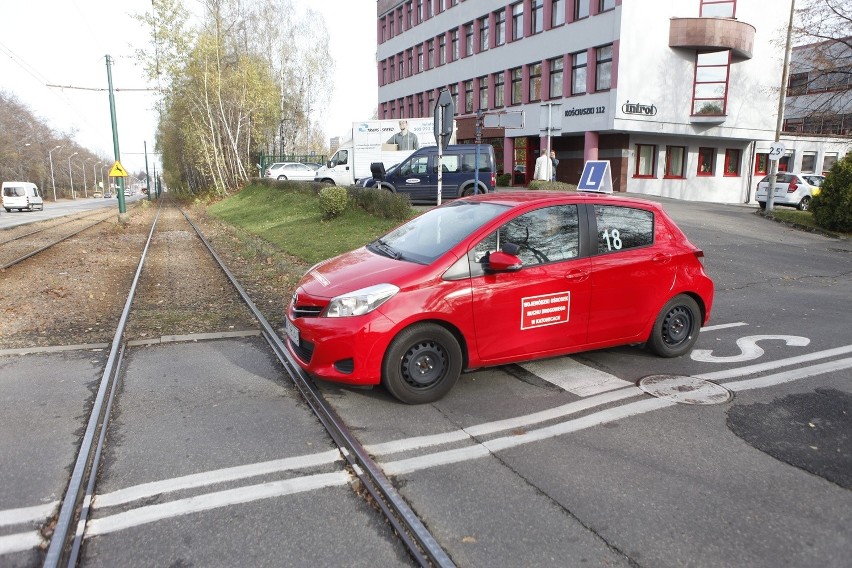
[372,201,508,264]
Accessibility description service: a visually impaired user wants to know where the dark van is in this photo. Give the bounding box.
[369,144,496,204]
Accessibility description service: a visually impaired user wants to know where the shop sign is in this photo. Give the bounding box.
[621,101,657,116]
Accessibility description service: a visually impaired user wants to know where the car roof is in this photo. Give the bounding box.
[462,190,664,210]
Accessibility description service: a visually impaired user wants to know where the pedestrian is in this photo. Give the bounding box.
[550,150,559,182]
[533,149,552,181]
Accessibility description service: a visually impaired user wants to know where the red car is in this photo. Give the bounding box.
[286,191,714,404]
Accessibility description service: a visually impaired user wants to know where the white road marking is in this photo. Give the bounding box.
[691,335,810,363]
[0,501,58,527]
[95,449,342,508]
[701,322,748,332]
[519,357,633,396]
[86,471,351,537]
[0,531,44,555]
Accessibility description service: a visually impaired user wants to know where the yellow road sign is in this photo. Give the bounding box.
[109,161,128,177]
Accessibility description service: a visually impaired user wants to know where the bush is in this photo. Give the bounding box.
[527,180,578,192]
[318,185,349,219]
[811,153,852,232]
[496,173,511,187]
[346,186,412,221]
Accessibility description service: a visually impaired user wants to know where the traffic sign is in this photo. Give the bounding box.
[577,160,613,193]
[768,142,786,161]
[109,161,128,177]
[433,89,454,149]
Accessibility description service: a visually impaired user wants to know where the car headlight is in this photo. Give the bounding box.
[325,283,399,317]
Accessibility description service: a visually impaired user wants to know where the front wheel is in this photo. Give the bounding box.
[797,196,811,211]
[382,323,462,404]
[277,175,288,181]
[647,295,701,358]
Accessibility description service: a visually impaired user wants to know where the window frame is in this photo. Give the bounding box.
[551,0,565,27]
[571,51,587,96]
[664,146,686,179]
[495,9,506,46]
[574,0,590,20]
[531,0,544,35]
[634,144,657,178]
[697,147,716,176]
[479,16,490,51]
[723,148,741,177]
[692,50,730,116]
[599,0,616,12]
[529,62,542,102]
[754,153,768,175]
[510,67,523,105]
[494,71,505,107]
[512,2,524,41]
[700,0,736,18]
[549,57,564,99]
[595,44,613,92]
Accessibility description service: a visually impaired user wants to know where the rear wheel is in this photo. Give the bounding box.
[647,295,701,358]
[797,196,811,211]
[757,201,766,210]
[382,323,462,404]
[277,175,288,181]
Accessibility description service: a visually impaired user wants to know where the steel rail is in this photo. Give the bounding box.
[43,204,164,567]
[0,217,112,270]
[182,209,456,568]
[0,209,108,246]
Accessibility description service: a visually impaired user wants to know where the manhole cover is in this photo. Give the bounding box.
[638,375,732,405]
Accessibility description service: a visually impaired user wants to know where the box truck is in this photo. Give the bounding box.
[314,118,455,186]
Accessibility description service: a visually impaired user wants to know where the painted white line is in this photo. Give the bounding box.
[95,449,342,509]
[701,322,748,332]
[0,531,44,555]
[86,471,351,537]
[519,357,633,396]
[0,501,58,527]
[726,357,852,392]
[698,344,852,382]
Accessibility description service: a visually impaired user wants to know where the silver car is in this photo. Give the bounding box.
[265,162,319,181]
[755,173,824,211]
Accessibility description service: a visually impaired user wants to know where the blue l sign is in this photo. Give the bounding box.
[577,160,612,193]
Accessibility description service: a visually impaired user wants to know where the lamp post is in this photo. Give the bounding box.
[67,152,78,199]
[93,161,102,195]
[48,145,62,201]
[101,164,109,196]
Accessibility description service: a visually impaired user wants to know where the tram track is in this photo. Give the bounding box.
[30,199,452,567]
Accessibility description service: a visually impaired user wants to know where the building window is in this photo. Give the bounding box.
[700,0,736,18]
[801,152,817,173]
[822,153,838,173]
[531,0,544,34]
[599,0,616,11]
[723,148,740,176]
[575,0,589,19]
[495,72,505,107]
[417,93,424,116]
[549,57,563,98]
[788,72,808,96]
[450,83,459,115]
[665,146,686,178]
[389,16,395,38]
[417,45,424,72]
[595,44,613,91]
[529,63,542,102]
[693,50,729,115]
[397,8,403,32]
[635,144,656,177]
[428,89,435,112]
[465,23,474,56]
[754,153,768,175]
[551,0,565,27]
[407,49,413,77]
[451,29,459,61]
[381,61,388,85]
[495,9,506,45]
[381,20,387,42]
[465,80,474,113]
[512,3,524,41]
[427,40,435,68]
[697,147,716,176]
[479,76,489,110]
[479,17,490,51]
[439,34,446,65]
[416,0,422,23]
[511,67,523,105]
[426,0,433,17]
[397,54,404,80]
[406,1,413,28]
[571,51,587,95]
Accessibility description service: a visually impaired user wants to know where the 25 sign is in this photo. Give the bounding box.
[768,142,786,161]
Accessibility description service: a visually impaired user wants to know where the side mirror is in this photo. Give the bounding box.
[486,249,522,272]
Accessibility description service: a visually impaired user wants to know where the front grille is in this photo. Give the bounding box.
[290,337,314,363]
[292,305,323,318]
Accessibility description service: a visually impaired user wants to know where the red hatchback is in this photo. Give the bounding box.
[286,192,714,404]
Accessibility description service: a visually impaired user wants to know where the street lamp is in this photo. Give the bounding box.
[48,145,62,201]
[67,152,78,199]
[81,158,90,198]
[93,161,102,196]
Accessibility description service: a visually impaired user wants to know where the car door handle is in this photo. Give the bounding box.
[652,253,673,264]
[565,269,590,281]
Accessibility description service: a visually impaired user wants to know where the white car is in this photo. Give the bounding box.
[755,173,824,211]
[265,162,319,181]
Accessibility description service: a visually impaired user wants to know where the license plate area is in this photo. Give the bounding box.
[285,317,300,346]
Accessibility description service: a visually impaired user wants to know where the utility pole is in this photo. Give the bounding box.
[106,55,127,214]
[766,0,796,213]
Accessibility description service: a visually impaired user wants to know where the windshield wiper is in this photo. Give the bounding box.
[370,239,402,260]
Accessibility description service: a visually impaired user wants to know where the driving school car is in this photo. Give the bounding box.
[285,191,714,404]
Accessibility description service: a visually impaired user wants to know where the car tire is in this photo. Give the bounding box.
[647,295,701,358]
[797,196,811,211]
[757,201,766,210]
[277,175,287,181]
[382,323,462,404]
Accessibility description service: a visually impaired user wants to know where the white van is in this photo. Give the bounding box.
[2,181,44,212]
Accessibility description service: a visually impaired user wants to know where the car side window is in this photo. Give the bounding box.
[337,150,348,165]
[593,205,654,254]
[400,156,429,176]
[469,205,580,272]
[462,152,492,172]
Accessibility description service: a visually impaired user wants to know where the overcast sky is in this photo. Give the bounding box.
[0,0,377,173]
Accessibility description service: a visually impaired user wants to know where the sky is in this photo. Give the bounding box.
[0,0,377,174]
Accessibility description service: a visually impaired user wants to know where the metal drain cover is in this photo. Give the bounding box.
[638,375,732,405]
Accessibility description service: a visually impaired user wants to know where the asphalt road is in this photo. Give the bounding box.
[1,194,849,567]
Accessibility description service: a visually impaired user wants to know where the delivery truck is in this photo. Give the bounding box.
[314,117,455,186]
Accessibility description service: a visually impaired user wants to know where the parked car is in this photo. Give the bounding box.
[104,192,113,198]
[755,173,824,211]
[92,191,104,198]
[365,144,496,204]
[2,181,43,212]
[285,191,714,404]
[265,162,319,181]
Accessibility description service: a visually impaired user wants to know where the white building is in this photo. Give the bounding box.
[375,0,850,204]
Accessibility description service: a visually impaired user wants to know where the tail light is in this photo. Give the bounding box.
[787,182,798,193]
[491,172,496,189]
